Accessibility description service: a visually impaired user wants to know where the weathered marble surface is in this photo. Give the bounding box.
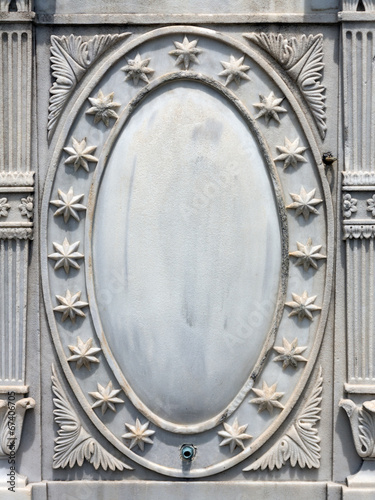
[1,0,375,498]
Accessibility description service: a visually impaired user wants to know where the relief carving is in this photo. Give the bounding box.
[218,55,251,87]
[122,419,155,451]
[340,399,375,459]
[218,418,252,453]
[48,33,130,139]
[52,366,132,471]
[169,36,203,70]
[244,367,323,471]
[253,91,287,125]
[244,33,326,139]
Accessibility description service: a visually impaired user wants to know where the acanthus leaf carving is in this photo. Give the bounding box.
[244,33,326,139]
[51,365,132,471]
[340,398,375,458]
[48,33,131,140]
[244,366,323,471]
[0,397,35,458]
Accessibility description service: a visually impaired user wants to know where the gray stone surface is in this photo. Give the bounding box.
[0,0,375,498]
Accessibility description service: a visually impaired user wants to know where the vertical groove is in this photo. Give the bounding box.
[21,241,27,382]
[8,242,13,380]
[8,31,13,173]
[361,242,366,379]
[17,32,21,172]
[24,33,30,171]
[368,32,374,171]
[362,30,367,171]
[0,35,3,171]
[0,241,4,381]
[354,241,359,379]
[2,33,8,172]
[15,240,20,380]
[370,240,374,379]
[346,31,353,170]
[353,31,358,170]
[347,241,354,381]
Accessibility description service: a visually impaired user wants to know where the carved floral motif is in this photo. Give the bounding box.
[18,196,34,219]
[48,33,130,138]
[250,381,285,414]
[53,289,89,323]
[64,137,98,172]
[218,418,252,453]
[253,91,287,125]
[286,187,323,220]
[367,195,375,217]
[285,291,321,321]
[48,238,84,274]
[89,381,124,415]
[218,55,251,87]
[244,33,326,138]
[273,338,308,369]
[169,36,202,70]
[67,337,101,370]
[121,53,154,85]
[50,187,87,223]
[51,365,131,470]
[245,367,323,471]
[342,193,358,219]
[122,419,155,451]
[289,238,326,271]
[0,198,10,218]
[86,90,121,127]
[274,137,308,170]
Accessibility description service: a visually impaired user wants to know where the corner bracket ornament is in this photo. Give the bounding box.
[243,33,326,139]
[51,365,132,471]
[244,367,323,471]
[48,33,131,140]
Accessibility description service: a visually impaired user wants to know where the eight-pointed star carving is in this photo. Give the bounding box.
[218,418,252,453]
[122,418,155,451]
[253,91,287,125]
[250,381,285,414]
[289,238,326,271]
[273,337,308,369]
[50,187,86,224]
[89,381,124,415]
[53,289,89,323]
[286,187,323,221]
[121,53,154,85]
[86,90,121,127]
[64,137,98,172]
[67,337,101,370]
[219,55,251,87]
[169,36,202,69]
[285,291,321,321]
[274,137,308,170]
[48,237,84,274]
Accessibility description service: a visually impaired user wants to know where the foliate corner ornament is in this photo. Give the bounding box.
[340,398,375,458]
[244,366,323,471]
[244,33,326,139]
[51,365,132,471]
[48,33,131,140]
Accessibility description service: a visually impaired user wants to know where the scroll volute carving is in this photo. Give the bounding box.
[340,399,375,458]
[0,398,35,458]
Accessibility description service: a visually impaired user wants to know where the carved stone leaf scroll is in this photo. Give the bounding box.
[244,33,326,139]
[51,365,132,471]
[48,33,130,139]
[244,366,323,471]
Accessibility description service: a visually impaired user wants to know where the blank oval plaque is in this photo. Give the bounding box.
[91,80,283,429]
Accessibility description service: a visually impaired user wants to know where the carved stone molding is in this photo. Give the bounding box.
[51,365,132,471]
[244,366,322,471]
[243,33,326,139]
